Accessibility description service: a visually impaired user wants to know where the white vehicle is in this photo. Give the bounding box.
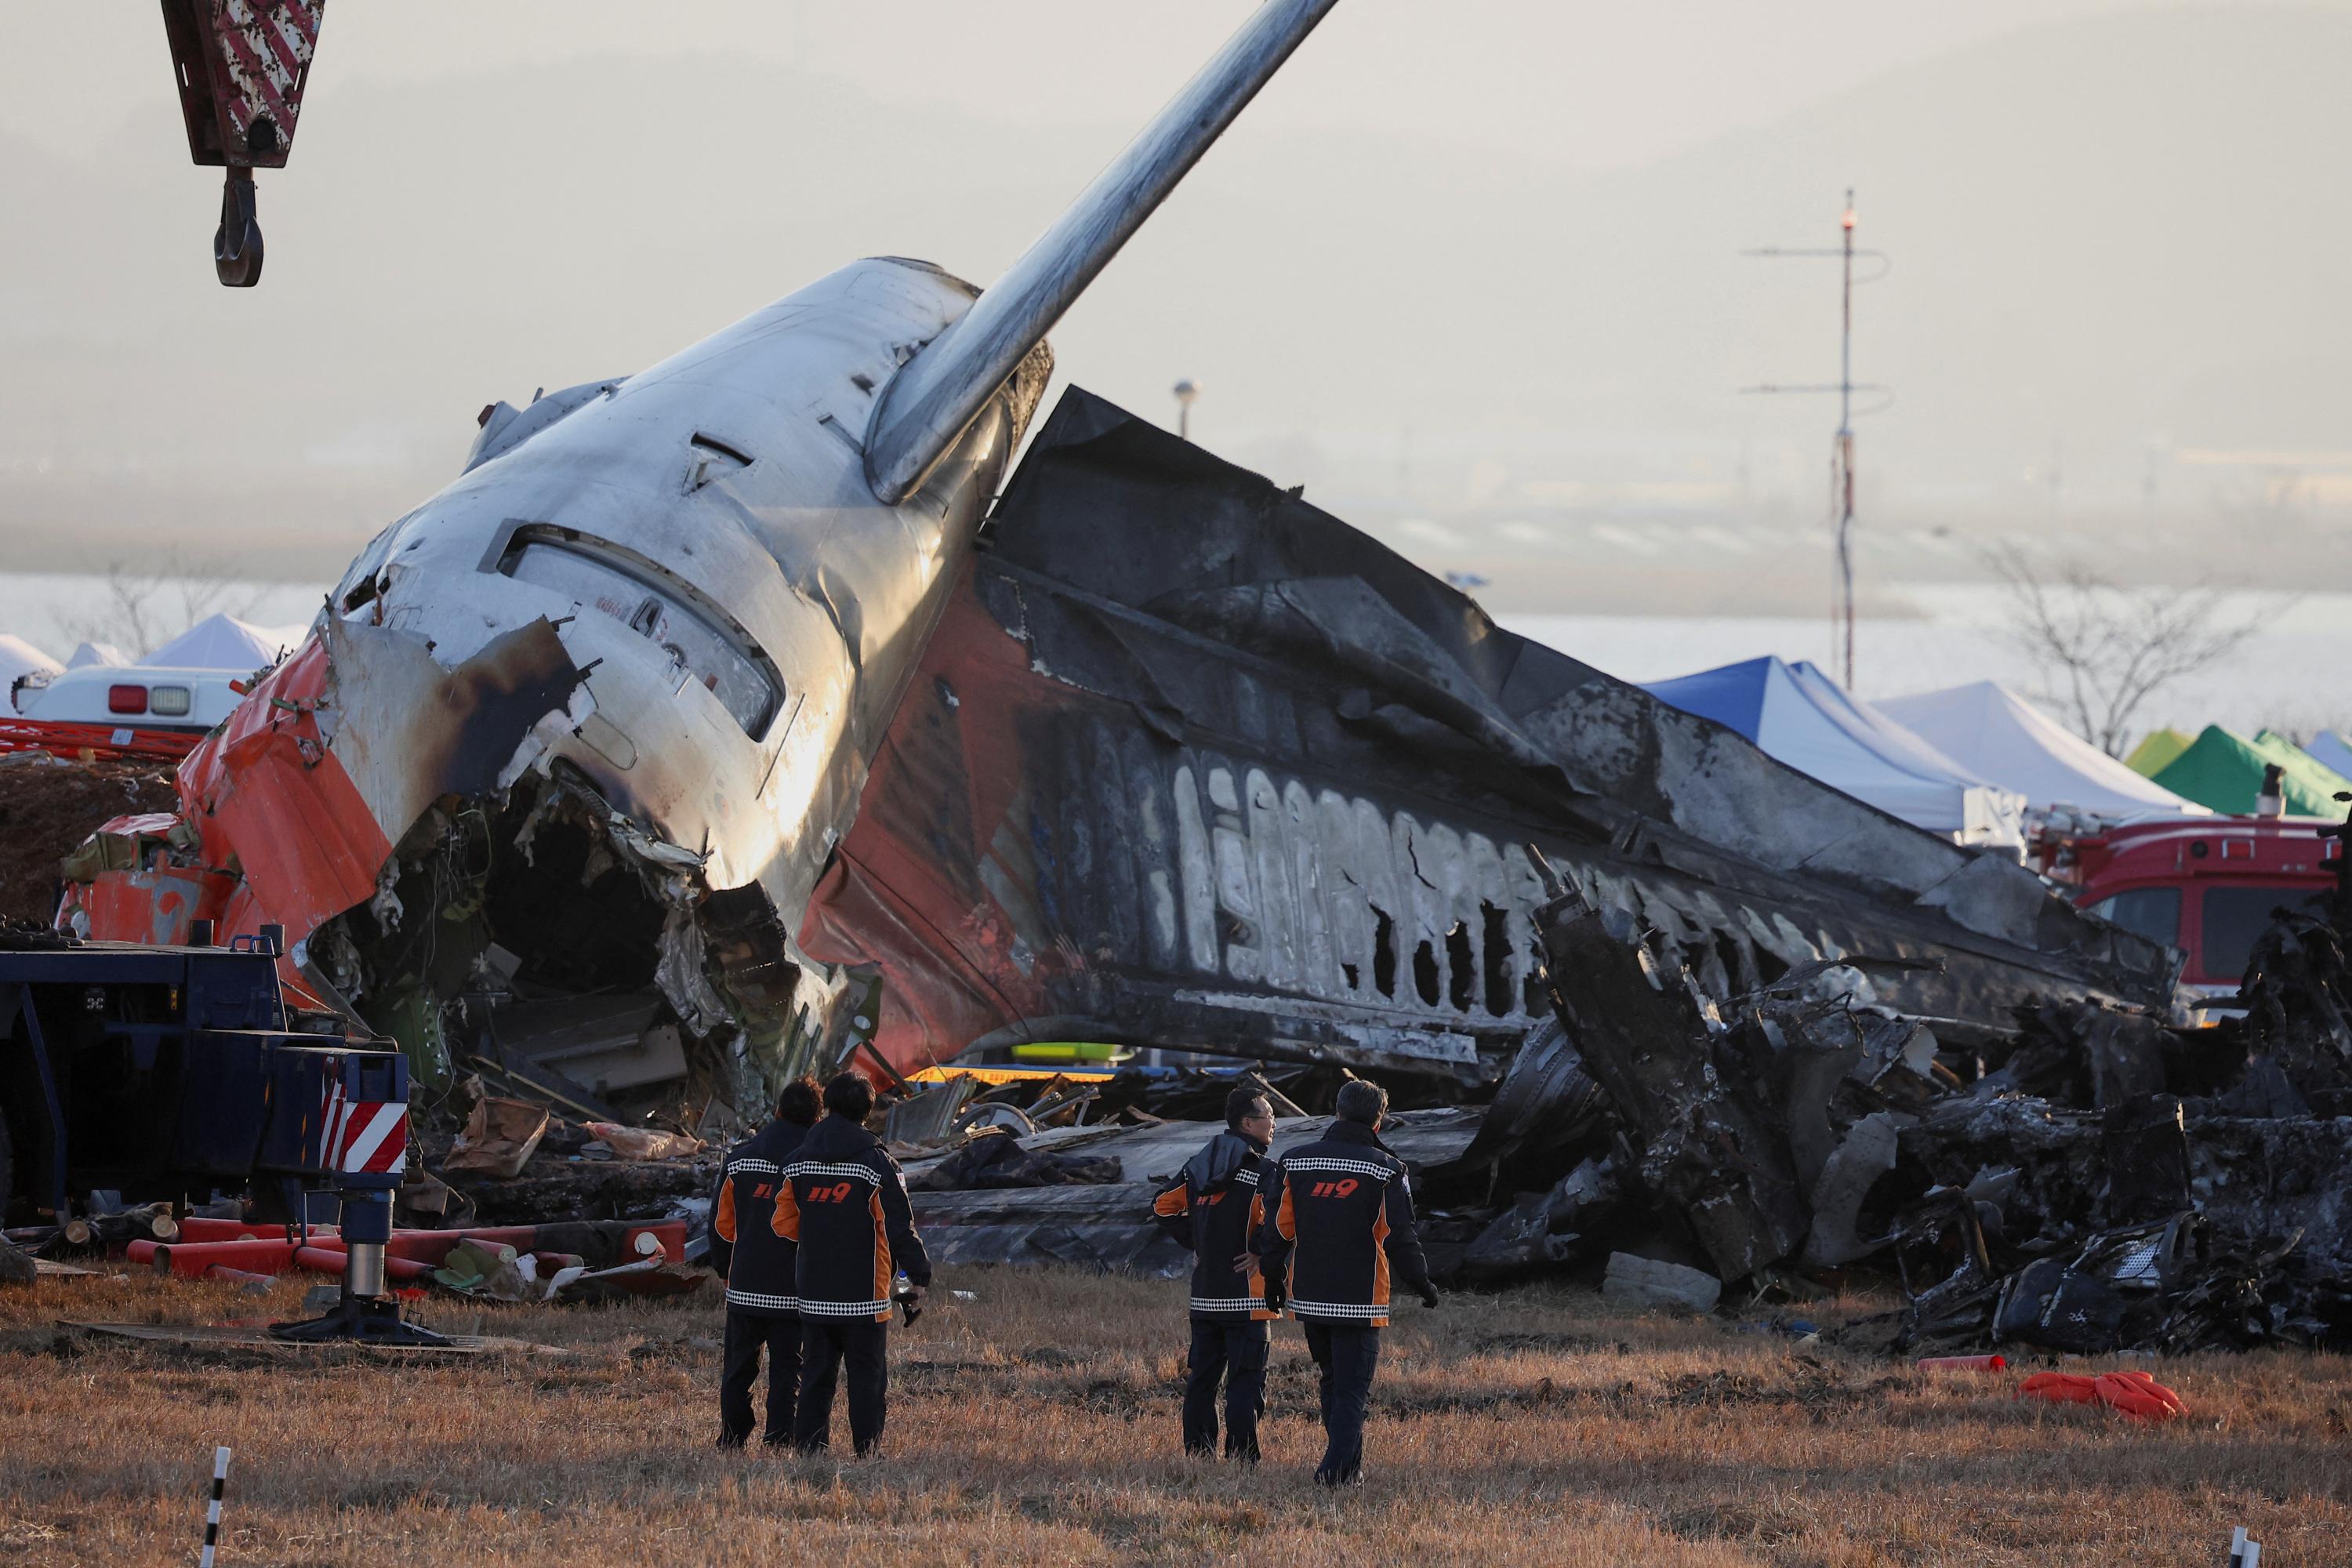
[9,664,244,735]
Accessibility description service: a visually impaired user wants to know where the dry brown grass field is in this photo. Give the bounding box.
[1,1267,2346,1566]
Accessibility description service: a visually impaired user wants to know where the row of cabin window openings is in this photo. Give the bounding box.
[1273,899,1788,1017]
[1267,899,1530,1018]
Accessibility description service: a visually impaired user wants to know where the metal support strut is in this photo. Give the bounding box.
[268,1049,449,1347]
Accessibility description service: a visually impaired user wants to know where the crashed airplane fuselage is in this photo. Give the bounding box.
[64,1,1348,1110]
[73,265,1034,1108]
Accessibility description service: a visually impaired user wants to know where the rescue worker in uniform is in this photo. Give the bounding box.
[1254,1078,1438,1486]
[771,1070,931,1456]
[710,1075,822,1448]
[1150,1084,1279,1461]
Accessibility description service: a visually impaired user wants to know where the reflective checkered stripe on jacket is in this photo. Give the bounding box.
[1275,1152,1400,1326]
[776,1160,895,1320]
[713,1140,800,1316]
[725,1287,799,1312]
[1195,1171,1270,1316]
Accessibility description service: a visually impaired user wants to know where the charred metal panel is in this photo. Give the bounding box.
[318,615,588,852]
[802,389,2177,1080]
[802,581,1560,1082]
[983,392,2169,983]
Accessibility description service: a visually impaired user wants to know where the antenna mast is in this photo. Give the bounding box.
[1740,191,1888,689]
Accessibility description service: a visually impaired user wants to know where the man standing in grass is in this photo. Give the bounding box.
[1151,1083,1280,1461]
[771,1070,930,1456]
[710,1074,822,1448]
[1254,1078,1438,1486]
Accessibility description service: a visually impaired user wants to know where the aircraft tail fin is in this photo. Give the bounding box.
[862,0,1342,503]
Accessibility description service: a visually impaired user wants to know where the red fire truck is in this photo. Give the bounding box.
[2043,815,2342,994]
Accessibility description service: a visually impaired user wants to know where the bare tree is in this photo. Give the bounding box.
[1985,543,2259,757]
[55,554,267,662]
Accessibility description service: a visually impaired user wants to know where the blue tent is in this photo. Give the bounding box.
[1645,656,2026,846]
[2304,729,2352,783]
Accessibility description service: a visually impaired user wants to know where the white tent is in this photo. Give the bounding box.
[1644,656,2028,847]
[144,612,290,671]
[1,633,62,706]
[66,641,129,670]
[1878,681,2206,824]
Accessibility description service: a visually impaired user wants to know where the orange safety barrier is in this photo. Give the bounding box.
[129,1219,687,1279]
[2018,1368,2186,1421]
[2017,1371,2101,1406]
[136,1239,304,1278]
[172,1218,281,1245]
[292,1246,434,1283]
[201,1266,277,1287]
[2094,1369,2187,1421]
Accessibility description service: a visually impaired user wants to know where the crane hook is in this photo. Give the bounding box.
[215,167,263,289]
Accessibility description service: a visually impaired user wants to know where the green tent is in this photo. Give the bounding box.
[2125,727,2194,778]
[2256,730,2352,815]
[2147,724,2352,815]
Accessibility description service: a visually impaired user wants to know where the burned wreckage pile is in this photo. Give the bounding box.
[1482,841,2352,1355]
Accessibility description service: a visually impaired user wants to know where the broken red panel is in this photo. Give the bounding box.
[177,633,390,942]
[79,618,587,1025]
[80,865,237,949]
[800,578,1058,1076]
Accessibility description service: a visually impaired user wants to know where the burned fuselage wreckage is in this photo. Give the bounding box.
[60,376,2173,1129]
[800,388,2174,1089]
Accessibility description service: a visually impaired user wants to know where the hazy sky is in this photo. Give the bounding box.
[4,2,2348,601]
[3,1,2270,171]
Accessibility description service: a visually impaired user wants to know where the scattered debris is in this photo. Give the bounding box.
[1461,1157,1618,1281]
[903,1108,1481,1272]
[583,1123,702,1162]
[431,1238,533,1301]
[1602,1254,1723,1314]
[444,1098,550,1181]
[907,1131,1122,1192]
[1508,816,2352,1354]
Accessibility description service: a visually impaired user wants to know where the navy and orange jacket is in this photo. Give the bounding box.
[711,1116,811,1317]
[1254,1119,1432,1327]
[770,1112,931,1321]
[1150,1128,1276,1323]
